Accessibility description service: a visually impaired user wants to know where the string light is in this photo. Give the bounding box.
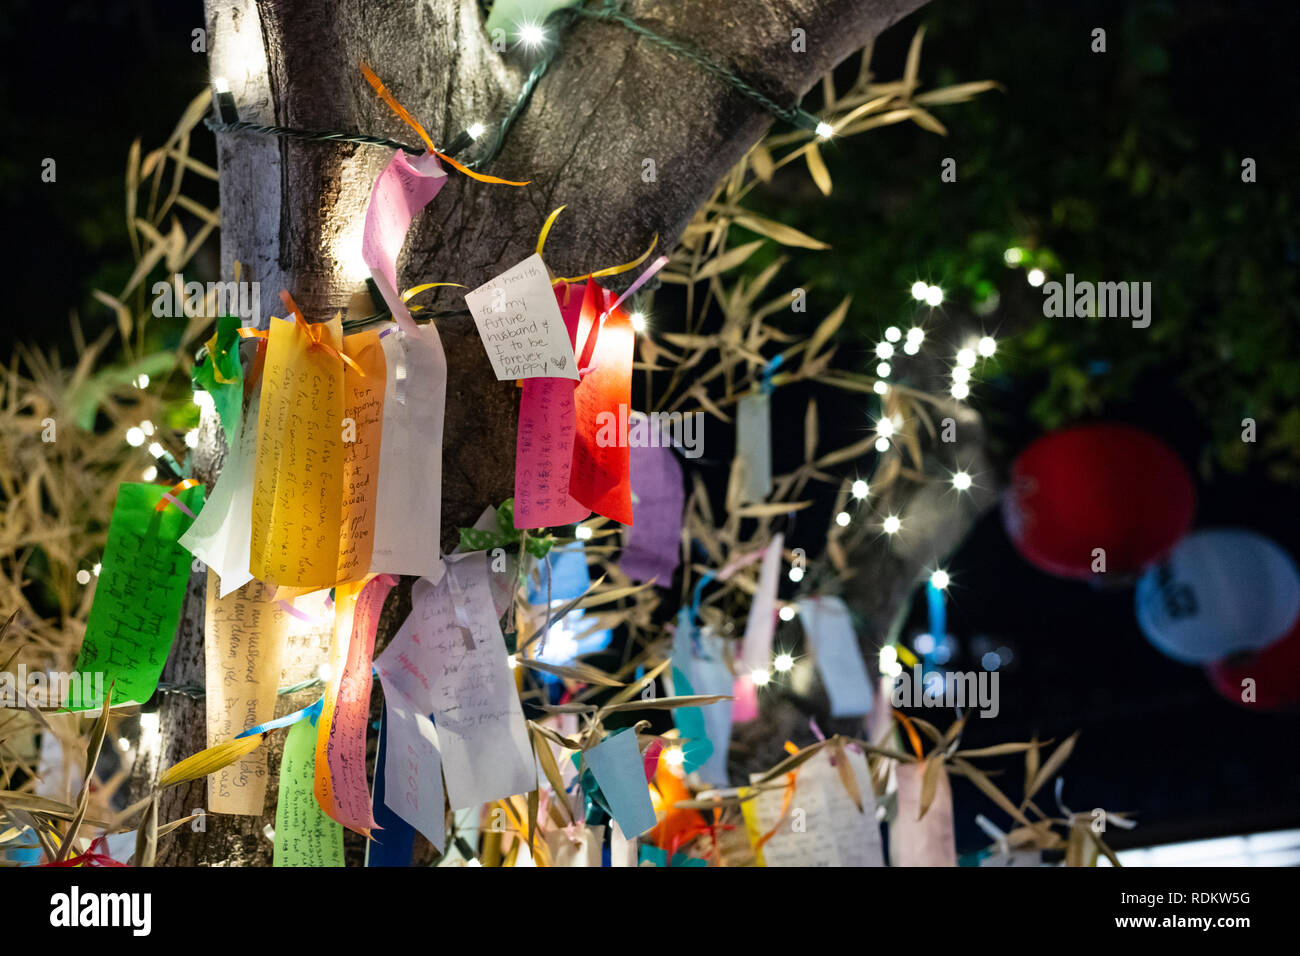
[142,466,157,482]
[951,382,970,400]
[140,421,155,436]
[663,746,685,767]
[876,361,891,378]
[956,348,977,369]
[574,525,593,540]
[147,442,166,459]
[630,311,647,332]
[882,515,901,534]
[875,437,890,452]
[125,427,145,447]
[778,605,796,622]
[467,122,486,140]
[135,374,150,389]
[815,121,834,140]
[212,76,230,95]
[835,511,851,527]
[930,569,950,589]
[93,563,101,577]
[924,285,944,307]
[773,652,795,672]
[76,570,91,585]
[1027,268,1046,287]
[885,326,901,342]
[952,470,973,491]
[851,479,869,499]
[788,566,805,583]
[1003,247,1023,266]
[977,335,997,357]
[911,281,929,300]
[517,23,548,48]
[751,668,771,687]
[952,365,971,384]
[874,381,889,395]
[875,342,894,360]
[875,417,896,439]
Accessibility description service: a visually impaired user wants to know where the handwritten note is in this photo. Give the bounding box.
[379,691,446,850]
[203,574,290,815]
[68,482,205,708]
[370,323,446,580]
[891,760,957,866]
[373,574,450,716]
[798,596,873,717]
[315,574,396,836]
[743,747,883,867]
[180,390,259,597]
[570,281,634,525]
[274,716,344,867]
[250,314,344,588]
[514,282,589,529]
[620,435,684,584]
[740,532,784,673]
[465,254,579,381]
[582,729,657,837]
[366,714,417,867]
[337,330,386,583]
[736,391,772,503]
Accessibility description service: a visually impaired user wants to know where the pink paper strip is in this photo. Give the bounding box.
[514,282,590,529]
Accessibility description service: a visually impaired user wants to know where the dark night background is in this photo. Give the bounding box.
[3,0,1299,860]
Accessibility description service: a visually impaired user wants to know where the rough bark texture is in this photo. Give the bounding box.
[133,0,937,865]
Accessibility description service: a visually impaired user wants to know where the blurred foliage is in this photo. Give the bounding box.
[741,0,1300,483]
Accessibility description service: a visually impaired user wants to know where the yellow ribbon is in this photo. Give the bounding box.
[360,63,529,187]
[536,206,660,285]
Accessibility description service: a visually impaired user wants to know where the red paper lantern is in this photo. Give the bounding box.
[1002,424,1195,580]
[1207,617,1300,711]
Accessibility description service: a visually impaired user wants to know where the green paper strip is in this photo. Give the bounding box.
[274,717,345,867]
[192,314,244,444]
[66,482,205,709]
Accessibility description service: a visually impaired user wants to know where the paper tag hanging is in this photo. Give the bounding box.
[203,574,291,815]
[67,482,205,709]
[582,728,658,838]
[735,390,772,503]
[620,429,684,584]
[514,282,589,529]
[798,595,874,717]
[337,330,386,584]
[464,254,579,381]
[891,760,958,866]
[250,314,345,588]
[275,716,344,867]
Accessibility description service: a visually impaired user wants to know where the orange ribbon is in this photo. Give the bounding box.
[254,291,366,376]
[754,740,803,852]
[360,63,529,187]
[154,478,200,514]
[892,709,926,761]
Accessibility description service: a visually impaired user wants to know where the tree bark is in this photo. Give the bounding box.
[135,0,932,865]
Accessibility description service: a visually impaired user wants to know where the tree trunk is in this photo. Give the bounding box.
[134,0,935,865]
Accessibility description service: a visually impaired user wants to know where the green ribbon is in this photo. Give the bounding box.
[457,498,555,558]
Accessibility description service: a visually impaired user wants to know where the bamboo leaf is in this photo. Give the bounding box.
[805,142,832,195]
[693,239,766,280]
[732,214,830,251]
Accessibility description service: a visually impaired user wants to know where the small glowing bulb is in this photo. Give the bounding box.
[467,122,486,140]
[147,442,165,459]
[930,569,950,589]
[506,655,518,670]
[875,437,890,453]
[951,366,971,384]
[815,121,834,140]
[1027,268,1046,287]
[76,569,91,585]
[851,479,869,499]
[875,417,895,439]
[212,76,230,94]
[873,381,889,395]
[835,511,851,527]
[125,427,145,447]
[575,525,593,540]
[140,420,155,436]
[518,23,547,47]
[977,336,997,357]
[876,361,892,378]
[630,311,647,332]
[774,652,795,672]
[467,859,482,868]
[117,736,130,750]
[957,348,977,368]
[778,605,796,622]
[911,281,929,301]
[882,515,901,534]
[142,466,157,482]
[751,668,771,687]
[185,429,199,448]
[875,342,894,360]
[951,382,970,400]
[1003,247,1023,266]
[952,471,972,491]
[906,326,925,343]
[788,565,805,583]
[902,340,920,356]
[663,746,685,767]
[92,563,102,577]
[885,326,901,342]
[135,373,150,389]
[924,285,944,307]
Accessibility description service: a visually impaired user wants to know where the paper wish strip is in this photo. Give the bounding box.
[464,253,580,382]
[798,595,874,717]
[620,431,684,584]
[891,760,958,866]
[743,746,883,867]
[545,825,604,867]
[735,390,772,503]
[514,281,589,529]
[250,314,345,588]
[581,728,658,838]
[336,329,386,584]
[314,574,397,836]
[569,281,634,525]
[203,575,291,815]
[68,481,205,709]
[180,389,260,597]
[275,715,344,867]
[376,691,446,850]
